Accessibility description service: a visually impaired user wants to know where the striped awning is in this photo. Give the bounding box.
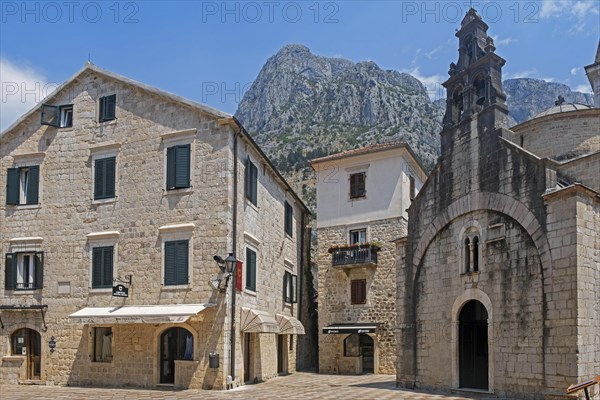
[276,314,305,335]
[240,307,279,333]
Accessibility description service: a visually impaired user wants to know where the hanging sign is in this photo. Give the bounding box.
[112,284,129,298]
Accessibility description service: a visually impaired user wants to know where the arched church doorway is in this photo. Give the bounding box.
[12,328,41,380]
[459,300,488,390]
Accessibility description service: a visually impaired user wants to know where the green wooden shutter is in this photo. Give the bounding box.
[26,166,39,205]
[6,168,19,205]
[92,247,102,288]
[176,240,189,285]
[246,248,256,291]
[292,274,298,303]
[105,157,116,198]
[100,95,116,122]
[5,253,16,290]
[103,247,114,287]
[250,163,258,204]
[285,201,293,236]
[244,158,250,198]
[166,147,176,190]
[34,252,44,289]
[283,272,289,302]
[41,104,59,127]
[94,158,105,200]
[164,241,177,285]
[175,145,190,189]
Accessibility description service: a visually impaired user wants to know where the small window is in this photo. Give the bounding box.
[245,247,257,291]
[350,279,366,305]
[164,240,189,286]
[6,166,39,205]
[99,94,116,122]
[94,157,116,200]
[349,172,366,199]
[473,236,479,272]
[344,334,360,357]
[409,175,416,200]
[166,145,191,190]
[93,327,112,362]
[464,238,471,273]
[349,229,367,245]
[283,271,297,304]
[245,158,258,205]
[284,201,293,237]
[4,252,44,290]
[92,246,114,289]
[40,104,73,128]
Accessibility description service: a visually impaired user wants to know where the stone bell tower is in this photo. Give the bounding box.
[437,9,510,205]
[585,40,600,107]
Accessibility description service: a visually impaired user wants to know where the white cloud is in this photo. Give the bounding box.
[492,36,517,47]
[0,58,51,132]
[425,46,443,59]
[574,84,592,93]
[571,67,580,76]
[540,0,599,22]
[401,66,446,101]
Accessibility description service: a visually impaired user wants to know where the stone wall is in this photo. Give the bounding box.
[318,217,405,375]
[0,67,308,389]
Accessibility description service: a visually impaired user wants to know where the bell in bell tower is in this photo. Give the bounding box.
[441,8,508,135]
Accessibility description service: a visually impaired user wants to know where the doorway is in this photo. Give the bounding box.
[159,327,193,384]
[12,328,41,380]
[243,333,252,382]
[359,334,374,373]
[277,335,288,374]
[459,300,489,390]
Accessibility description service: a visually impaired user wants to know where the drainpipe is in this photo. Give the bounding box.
[230,130,239,385]
[297,210,305,370]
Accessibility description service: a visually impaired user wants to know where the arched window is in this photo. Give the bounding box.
[472,236,480,272]
[452,87,464,123]
[464,238,471,273]
[473,76,486,110]
[160,327,194,384]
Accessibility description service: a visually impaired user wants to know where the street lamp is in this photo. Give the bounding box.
[224,253,238,387]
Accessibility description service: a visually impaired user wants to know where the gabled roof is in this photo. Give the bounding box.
[310,140,428,176]
[0,63,309,213]
[1,62,230,139]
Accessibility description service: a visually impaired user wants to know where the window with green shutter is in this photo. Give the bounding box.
[164,240,189,286]
[245,247,256,291]
[92,247,114,289]
[94,157,116,200]
[283,271,297,304]
[166,145,191,190]
[4,252,43,290]
[99,94,116,122]
[284,201,293,237]
[245,158,258,205]
[6,166,39,205]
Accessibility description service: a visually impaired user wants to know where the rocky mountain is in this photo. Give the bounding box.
[235,44,443,209]
[504,78,594,124]
[235,45,594,210]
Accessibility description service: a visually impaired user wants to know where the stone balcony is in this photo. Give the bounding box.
[328,244,379,270]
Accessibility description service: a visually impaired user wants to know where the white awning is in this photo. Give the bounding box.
[276,314,305,335]
[69,304,214,324]
[240,307,279,333]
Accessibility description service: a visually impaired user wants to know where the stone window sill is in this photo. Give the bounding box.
[163,188,194,196]
[161,284,191,291]
[7,204,41,210]
[92,198,117,205]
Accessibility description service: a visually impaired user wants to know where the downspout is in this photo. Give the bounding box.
[230,130,239,384]
[297,210,305,370]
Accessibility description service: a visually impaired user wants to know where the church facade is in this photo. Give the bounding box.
[396,9,599,399]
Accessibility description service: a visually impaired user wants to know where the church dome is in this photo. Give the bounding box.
[533,102,593,118]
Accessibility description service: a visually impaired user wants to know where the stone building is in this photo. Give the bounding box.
[396,9,599,399]
[0,63,312,389]
[311,142,426,375]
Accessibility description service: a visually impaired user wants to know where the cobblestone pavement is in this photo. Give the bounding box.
[1,373,499,399]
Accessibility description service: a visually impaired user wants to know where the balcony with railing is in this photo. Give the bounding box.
[328,244,379,270]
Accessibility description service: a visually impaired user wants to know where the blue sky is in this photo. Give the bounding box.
[1,0,599,131]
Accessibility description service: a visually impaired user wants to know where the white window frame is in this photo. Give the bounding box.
[161,129,196,195]
[11,152,45,208]
[244,243,259,295]
[158,223,195,290]
[86,231,120,293]
[90,143,121,205]
[16,253,35,290]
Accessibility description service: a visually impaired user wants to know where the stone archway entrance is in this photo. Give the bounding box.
[459,300,488,390]
[159,327,193,384]
[12,328,41,380]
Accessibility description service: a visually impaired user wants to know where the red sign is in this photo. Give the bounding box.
[235,261,243,292]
